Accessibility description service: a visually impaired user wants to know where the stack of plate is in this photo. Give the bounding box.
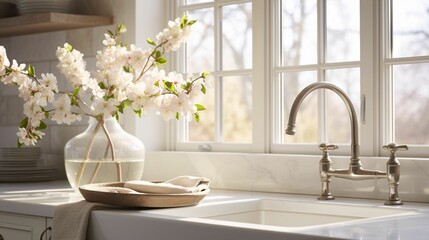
[0,147,57,182]
[16,0,74,15]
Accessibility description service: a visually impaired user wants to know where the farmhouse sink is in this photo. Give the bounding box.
[152,198,415,229]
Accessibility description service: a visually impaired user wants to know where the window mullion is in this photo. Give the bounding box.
[318,0,327,144]
[359,0,378,156]
[214,3,223,143]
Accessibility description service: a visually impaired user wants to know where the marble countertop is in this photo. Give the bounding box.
[1,181,429,240]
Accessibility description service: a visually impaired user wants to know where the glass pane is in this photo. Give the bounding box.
[326,0,360,62]
[282,0,317,66]
[187,8,215,73]
[325,68,360,144]
[186,0,212,4]
[222,3,252,70]
[392,0,429,58]
[394,63,429,144]
[189,81,215,142]
[283,71,318,143]
[222,76,252,143]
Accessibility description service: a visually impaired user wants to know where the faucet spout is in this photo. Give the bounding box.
[285,82,360,164]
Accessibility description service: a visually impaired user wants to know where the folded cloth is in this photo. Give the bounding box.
[124,175,210,194]
[52,200,117,240]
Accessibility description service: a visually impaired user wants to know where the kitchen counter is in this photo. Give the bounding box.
[0,181,429,240]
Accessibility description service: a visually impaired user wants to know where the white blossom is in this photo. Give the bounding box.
[92,98,118,117]
[0,46,10,75]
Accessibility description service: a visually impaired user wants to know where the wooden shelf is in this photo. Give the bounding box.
[0,12,113,37]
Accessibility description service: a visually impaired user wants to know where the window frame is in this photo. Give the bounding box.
[169,0,429,159]
[171,0,269,153]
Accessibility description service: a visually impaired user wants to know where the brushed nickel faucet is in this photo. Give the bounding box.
[285,82,407,205]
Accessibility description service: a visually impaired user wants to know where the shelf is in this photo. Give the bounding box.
[0,12,113,37]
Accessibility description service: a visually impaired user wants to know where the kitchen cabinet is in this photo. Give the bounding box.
[0,211,51,240]
[0,12,113,37]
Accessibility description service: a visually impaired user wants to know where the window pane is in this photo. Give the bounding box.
[187,8,215,73]
[325,68,360,144]
[186,0,212,4]
[282,0,317,66]
[222,76,252,143]
[189,82,215,142]
[283,71,318,143]
[392,0,429,58]
[222,3,252,70]
[326,0,360,62]
[394,63,429,144]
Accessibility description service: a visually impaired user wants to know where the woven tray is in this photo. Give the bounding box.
[79,182,210,208]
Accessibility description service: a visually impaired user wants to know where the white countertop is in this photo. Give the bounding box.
[1,181,429,240]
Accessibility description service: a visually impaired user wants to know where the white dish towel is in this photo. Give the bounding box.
[124,175,210,194]
[52,200,115,240]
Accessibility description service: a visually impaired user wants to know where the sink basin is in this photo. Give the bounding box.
[152,198,415,229]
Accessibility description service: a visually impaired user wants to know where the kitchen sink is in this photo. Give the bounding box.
[151,197,416,229]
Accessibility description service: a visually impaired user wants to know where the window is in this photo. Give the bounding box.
[272,0,361,155]
[172,0,429,158]
[382,0,429,157]
[173,0,266,152]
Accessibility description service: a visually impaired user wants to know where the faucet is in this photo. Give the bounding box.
[285,82,407,205]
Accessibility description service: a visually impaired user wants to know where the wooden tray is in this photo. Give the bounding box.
[79,182,210,208]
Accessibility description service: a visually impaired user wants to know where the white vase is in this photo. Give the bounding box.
[64,117,145,190]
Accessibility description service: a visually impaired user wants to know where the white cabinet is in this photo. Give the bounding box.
[0,212,51,240]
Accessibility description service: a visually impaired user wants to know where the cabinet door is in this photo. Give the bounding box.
[0,212,46,240]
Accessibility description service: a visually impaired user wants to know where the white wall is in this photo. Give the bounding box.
[0,0,154,178]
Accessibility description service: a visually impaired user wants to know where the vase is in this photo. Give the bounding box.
[64,117,145,190]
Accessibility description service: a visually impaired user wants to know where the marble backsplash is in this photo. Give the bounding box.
[143,151,429,203]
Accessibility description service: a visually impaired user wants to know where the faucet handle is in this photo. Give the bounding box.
[319,143,338,153]
[383,143,408,155]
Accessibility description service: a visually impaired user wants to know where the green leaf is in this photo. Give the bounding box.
[115,112,120,121]
[157,58,167,64]
[147,38,156,46]
[176,112,180,120]
[37,121,47,130]
[201,84,206,94]
[123,66,131,73]
[27,64,35,77]
[19,118,28,128]
[194,112,200,123]
[134,109,142,118]
[181,82,191,91]
[118,99,132,114]
[72,87,80,96]
[5,68,12,75]
[180,15,188,28]
[163,80,175,93]
[202,72,209,79]
[117,24,127,33]
[107,30,115,37]
[187,20,197,26]
[71,96,79,106]
[155,50,162,58]
[195,104,206,111]
[98,82,107,90]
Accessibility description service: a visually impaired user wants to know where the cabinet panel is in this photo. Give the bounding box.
[0,212,46,240]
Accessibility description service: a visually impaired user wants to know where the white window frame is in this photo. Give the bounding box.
[170,0,269,153]
[168,0,429,159]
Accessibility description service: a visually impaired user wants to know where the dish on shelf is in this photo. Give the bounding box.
[0,167,57,182]
[79,182,210,208]
[0,2,18,18]
[16,0,74,15]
